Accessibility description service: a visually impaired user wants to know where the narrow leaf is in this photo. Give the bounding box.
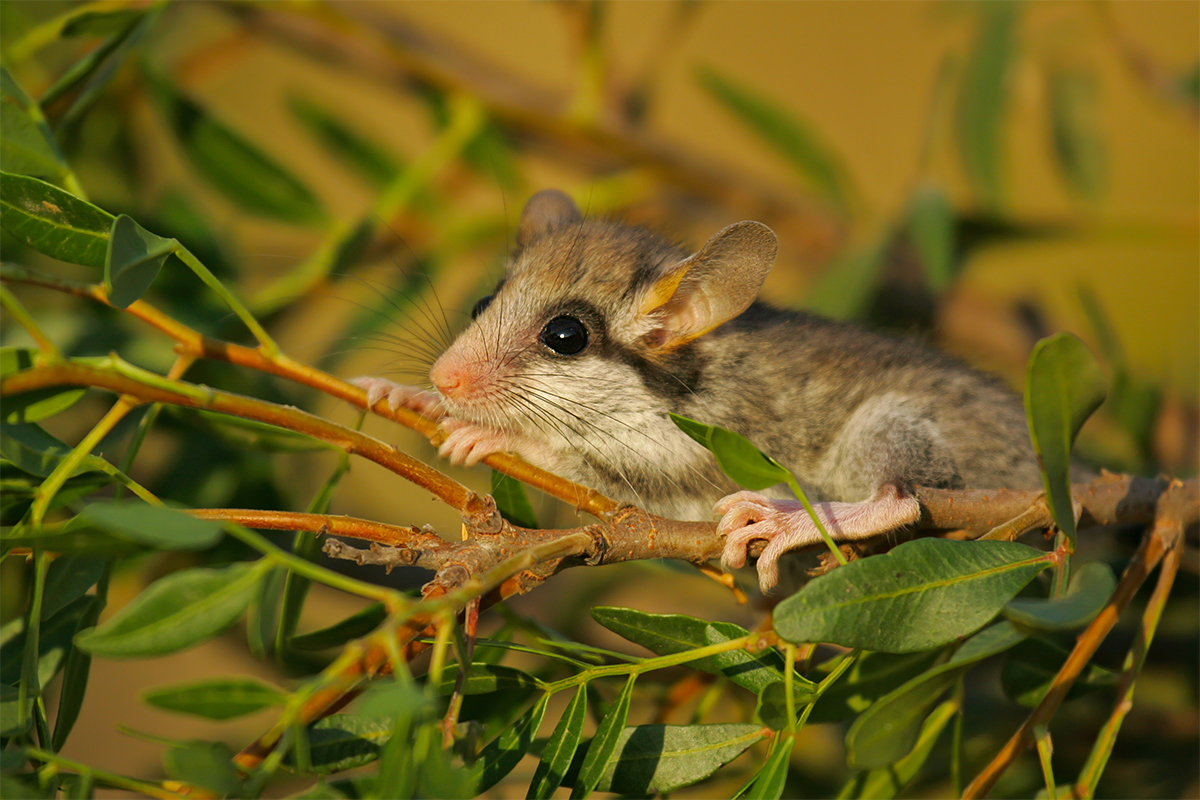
[0,348,86,424]
[1003,561,1116,631]
[774,538,1051,652]
[51,582,106,751]
[740,735,793,800]
[433,663,544,696]
[957,3,1018,210]
[1024,332,1106,542]
[0,172,113,266]
[76,501,224,550]
[75,562,261,657]
[1,596,93,688]
[669,414,789,490]
[492,470,539,529]
[1047,66,1106,200]
[528,685,588,799]
[40,555,105,620]
[571,676,635,798]
[143,676,287,720]
[299,715,394,774]
[289,95,400,185]
[1,67,69,184]
[907,185,957,291]
[104,214,177,308]
[594,723,767,795]
[471,694,548,793]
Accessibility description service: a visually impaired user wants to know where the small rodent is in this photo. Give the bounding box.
[356,190,1043,591]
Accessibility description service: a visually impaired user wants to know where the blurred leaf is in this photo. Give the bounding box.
[775,539,1050,652]
[0,684,32,738]
[529,685,588,799]
[61,8,146,37]
[469,694,548,793]
[41,9,151,127]
[297,714,394,774]
[1024,333,1106,542]
[1000,637,1119,708]
[956,3,1018,211]
[143,676,287,720]
[739,734,793,800]
[802,236,889,320]
[0,421,93,478]
[593,723,768,795]
[41,555,105,620]
[75,561,263,657]
[290,603,387,651]
[289,95,400,186]
[103,213,177,308]
[163,741,243,798]
[845,621,1024,768]
[76,501,224,550]
[1003,561,1116,631]
[572,675,635,798]
[1047,66,1106,200]
[1,595,93,687]
[1178,62,1199,106]
[1,67,69,185]
[491,470,538,528]
[807,649,945,724]
[145,72,326,225]
[0,349,87,424]
[432,663,544,696]
[50,582,106,751]
[182,409,332,453]
[838,698,958,799]
[0,171,112,266]
[907,184,957,291]
[754,681,796,731]
[698,66,856,212]
[670,413,789,490]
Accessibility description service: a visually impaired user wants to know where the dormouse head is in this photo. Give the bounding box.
[429,190,777,431]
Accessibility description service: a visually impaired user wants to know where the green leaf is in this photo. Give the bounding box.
[807,649,945,724]
[41,555,105,619]
[40,10,150,121]
[956,3,1018,211]
[754,681,796,731]
[571,675,635,798]
[774,538,1051,652]
[1,595,94,688]
[1,67,69,184]
[906,185,957,291]
[1003,561,1116,631]
[0,348,86,424]
[470,694,548,793]
[0,172,112,266]
[1047,66,1106,200]
[839,698,958,799]
[594,723,768,795]
[163,741,243,798]
[592,607,813,697]
[803,236,889,320]
[0,684,31,737]
[289,95,401,186]
[669,414,790,490]
[75,562,262,657]
[1024,333,1106,542]
[528,684,588,799]
[1,421,92,478]
[739,735,793,800]
[290,603,387,651]
[298,714,394,774]
[1000,637,1119,708]
[432,663,544,696]
[61,8,146,37]
[697,67,857,213]
[492,470,539,529]
[143,676,287,720]
[103,214,177,308]
[51,589,106,751]
[844,621,1025,768]
[145,72,325,225]
[76,501,225,550]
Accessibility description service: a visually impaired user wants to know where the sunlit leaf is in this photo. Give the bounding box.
[0,171,112,266]
[297,714,393,774]
[529,684,588,799]
[469,694,548,793]
[594,722,767,795]
[572,676,635,798]
[432,663,544,696]
[143,676,287,720]
[670,413,789,490]
[739,734,793,800]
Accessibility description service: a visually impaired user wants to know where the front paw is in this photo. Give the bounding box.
[437,419,510,466]
[351,377,444,419]
[716,492,804,581]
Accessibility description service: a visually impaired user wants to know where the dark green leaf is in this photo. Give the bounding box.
[41,555,105,619]
[1024,333,1106,542]
[839,699,958,799]
[77,501,224,550]
[740,735,793,800]
[143,676,287,720]
[40,10,148,114]
[594,723,767,795]
[433,663,544,696]
[0,745,27,772]
[807,649,945,724]
[754,681,795,731]
[291,603,387,651]
[529,684,588,799]
[571,676,635,798]
[844,621,1024,768]
[75,562,262,657]
[775,539,1051,652]
[0,348,86,424]
[0,172,113,266]
[1177,62,1199,105]
[907,185,957,291]
[1001,637,1119,708]
[163,741,243,798]
[1,595,93,687]
[0,421,90,478]
[669,414,790,490]
[61,8,146,36]
[145,72,325,225]
[1047,66,1106,200]
[1003,561,1116,631]
[1,68,69,184]
[956,3,1018,210]
[51,588,106,751]
[1,684,31,737]
[492,470,539,529]
[247,565,284,660]
[299,714,394,774]
[470,694,548,793]
[289,95,400,186]
[697,67,856,212]
[103,214,177,308]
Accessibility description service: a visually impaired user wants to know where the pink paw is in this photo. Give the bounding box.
[437,419,510,466]
[351,377,444,419]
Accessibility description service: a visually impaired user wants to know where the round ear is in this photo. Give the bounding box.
[517,190,583,247]
[639,221,777,348]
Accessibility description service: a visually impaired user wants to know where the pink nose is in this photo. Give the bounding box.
[430,354,468,399]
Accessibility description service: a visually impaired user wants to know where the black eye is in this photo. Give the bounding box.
[540,315,589,355]
[471,294,494,319]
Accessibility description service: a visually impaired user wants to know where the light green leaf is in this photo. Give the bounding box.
[594,722,768,795]
[528,684,588,799]
[0,171,113,266]
[1003,561,1116,631]
[103,214,177,308]
[670,413,789,490]
[572,675,635,798]
[956,3,1018,211]
[1047,66,1106,200]
[907,184,957,291]
[143,676,288,720]
[697,67,856,213]
[76,501,224,550]
[1024,332,1106,542]
[0,348,86,424]
[1,67,69,184]
[290,603,387,651]
[492,470,539,529]
[432,663,545,696]
[739,735,793,800]
[61,8,146,37]
[0,685,31,738]
[775,538,1051,652]
[75,562,263,657]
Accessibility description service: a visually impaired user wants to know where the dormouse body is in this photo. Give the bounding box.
[357,190,1042,590]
